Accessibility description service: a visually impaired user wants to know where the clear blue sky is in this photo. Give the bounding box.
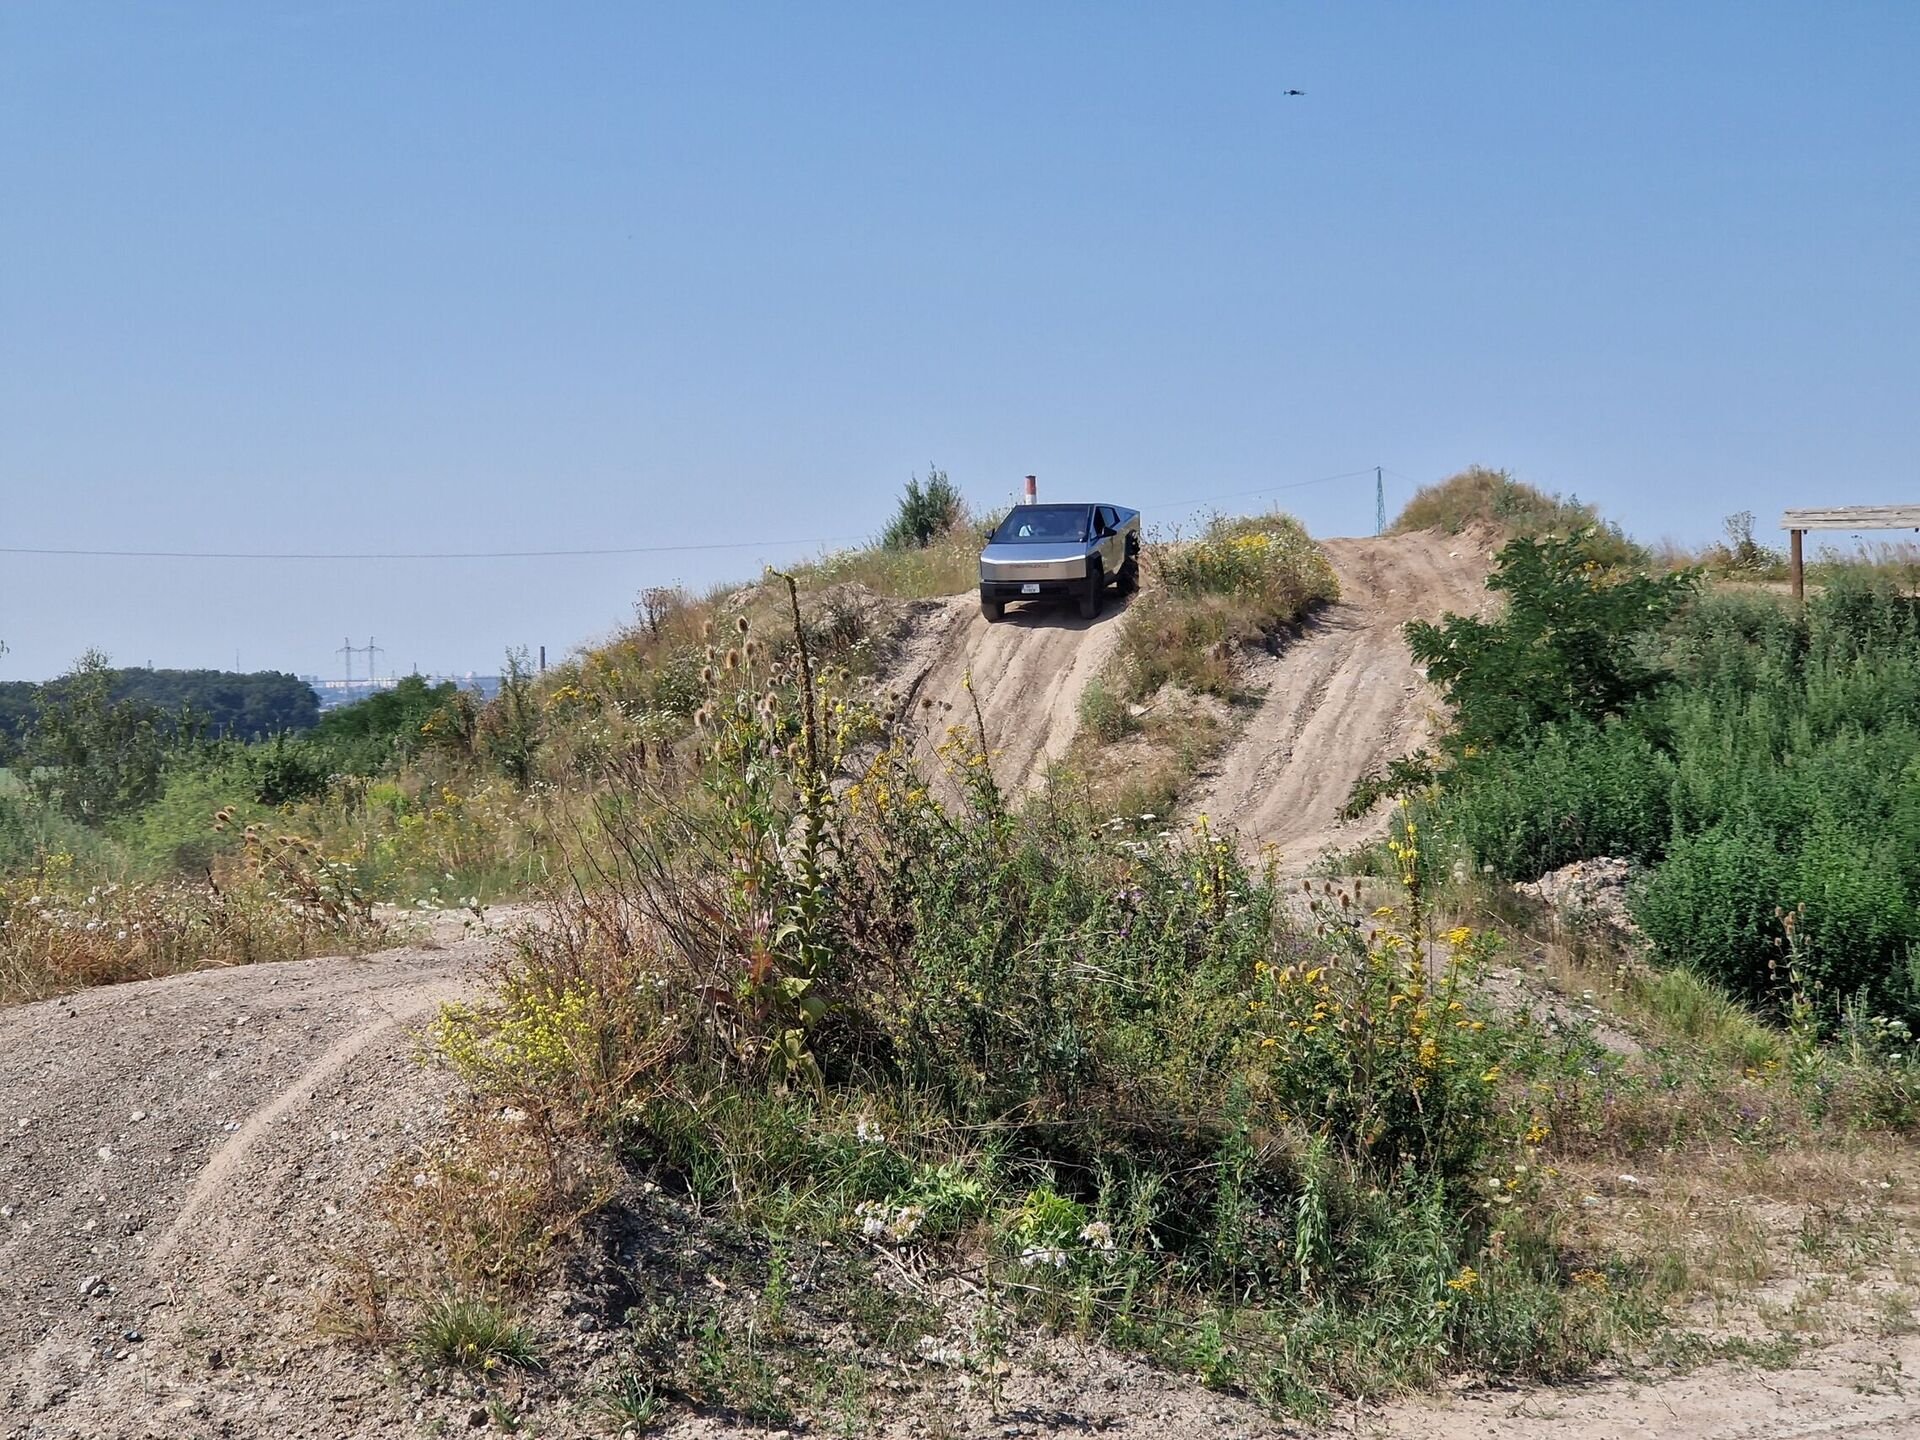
[3,2,1915,681]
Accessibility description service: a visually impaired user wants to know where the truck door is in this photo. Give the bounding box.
[1096,507,1121,572]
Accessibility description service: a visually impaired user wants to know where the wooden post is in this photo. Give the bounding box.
[1790,528,1804,602]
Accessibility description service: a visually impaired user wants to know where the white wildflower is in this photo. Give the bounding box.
[854,1200,926,1244]
[1079,1220,1116,1253]
[1019,1244,1068,1270]
[854,1114,887,1147]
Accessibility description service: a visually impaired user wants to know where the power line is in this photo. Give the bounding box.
[0,535,870,562]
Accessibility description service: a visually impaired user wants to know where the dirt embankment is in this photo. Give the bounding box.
[887,590,1132,799]
[1191,529,1496,865]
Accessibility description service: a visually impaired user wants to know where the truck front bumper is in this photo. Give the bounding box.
[980,576,1087,602]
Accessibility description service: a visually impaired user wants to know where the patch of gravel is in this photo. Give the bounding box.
[1513,857,1642,946]
[0,941,487,1439]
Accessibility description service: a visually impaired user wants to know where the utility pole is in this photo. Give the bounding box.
[1375,467,1386,536]
[337,637,354,684]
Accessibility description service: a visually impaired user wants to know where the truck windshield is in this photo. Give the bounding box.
[989,506,1090,544]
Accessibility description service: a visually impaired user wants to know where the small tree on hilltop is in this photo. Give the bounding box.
[880,467,963,550]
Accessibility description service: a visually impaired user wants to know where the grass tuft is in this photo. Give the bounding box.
[410,1294,543,1371]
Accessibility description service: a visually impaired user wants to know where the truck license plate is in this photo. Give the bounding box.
[1020,582,1040,595]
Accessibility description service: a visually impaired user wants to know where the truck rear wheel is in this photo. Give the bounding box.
[1078,561,1104,619]
[1117,540,1140,594]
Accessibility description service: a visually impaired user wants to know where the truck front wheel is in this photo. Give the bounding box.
[1078,560,1104,619]
[980,592,1005,623]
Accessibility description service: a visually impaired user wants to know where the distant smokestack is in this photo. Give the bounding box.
[1023,474,1037,506]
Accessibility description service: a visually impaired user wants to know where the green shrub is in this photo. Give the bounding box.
[112,755,268,875]
[23,650,171,823]
[1408,532,1696,754]
[1632,822,1786,1003]
[1436,722,1673,880]
[1408,546,1920,1027]
[878,467,964,550]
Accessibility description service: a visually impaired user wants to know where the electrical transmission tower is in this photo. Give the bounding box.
[336,637,387,683]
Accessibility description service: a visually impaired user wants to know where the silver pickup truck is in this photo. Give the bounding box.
[978,502,1141,622]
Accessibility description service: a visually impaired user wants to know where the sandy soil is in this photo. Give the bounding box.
[1359,1330,1920,1439]
[1190,529,1497,866]
[888,588,1133,800]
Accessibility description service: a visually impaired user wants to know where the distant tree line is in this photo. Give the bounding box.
[0,665,319,761]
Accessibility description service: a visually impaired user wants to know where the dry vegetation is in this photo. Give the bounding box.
[1395,465,1645,569]
[0,826,383,1003]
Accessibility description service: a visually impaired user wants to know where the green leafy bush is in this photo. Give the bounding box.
[1435,722,1673,880]
[1408,533,1695,754]
[879,466,964,550]
[23,650,171,822]
[1412,549,1920,1026]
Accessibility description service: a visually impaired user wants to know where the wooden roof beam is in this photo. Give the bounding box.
[1780,506,1920,532]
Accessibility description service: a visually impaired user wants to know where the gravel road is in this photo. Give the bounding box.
[0,939,486,1438]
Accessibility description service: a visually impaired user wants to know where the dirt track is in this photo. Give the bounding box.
[889,589,1133,798]
[0,939,484,1438]
[1192,530,1496,864]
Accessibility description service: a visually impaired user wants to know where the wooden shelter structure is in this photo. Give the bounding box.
[1780,506,1920,601]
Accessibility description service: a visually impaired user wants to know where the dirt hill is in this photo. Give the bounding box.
[887,589,1133,799]
[1191,529,1498,863]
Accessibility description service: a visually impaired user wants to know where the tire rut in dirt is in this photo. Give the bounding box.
[898,593,1133,800]
[1192,530,1495,865]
